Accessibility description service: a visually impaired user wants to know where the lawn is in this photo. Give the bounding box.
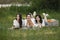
[0,27,60,40]
[0,7,60,40]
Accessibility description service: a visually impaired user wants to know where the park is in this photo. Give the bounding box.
[0,0,60,40]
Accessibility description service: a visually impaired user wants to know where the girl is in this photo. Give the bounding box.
[35,14,42,28]
[25,14,35,28]
[9,14,22,29]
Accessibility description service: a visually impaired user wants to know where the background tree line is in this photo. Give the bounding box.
[30,0,60,12]
[0,0,60,13]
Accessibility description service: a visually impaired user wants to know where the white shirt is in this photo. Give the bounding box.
[34,19,45,27]
[13,19,25,28]
[13,19,20,28]
[42,19,45,26]
[25,18,35,27]
[22,19,25,27]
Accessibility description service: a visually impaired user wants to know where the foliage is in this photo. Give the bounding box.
[31,0,60,12]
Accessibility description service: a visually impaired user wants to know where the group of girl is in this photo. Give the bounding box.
[9,12,48,29]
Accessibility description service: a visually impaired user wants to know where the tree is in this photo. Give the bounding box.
[30,0,59,12]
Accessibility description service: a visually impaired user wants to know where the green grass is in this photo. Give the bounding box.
[0,7,60,40]
[0,27,60,40]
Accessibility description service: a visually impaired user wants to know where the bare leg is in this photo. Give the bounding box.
[43,13,48,26]
[44,16,48,22]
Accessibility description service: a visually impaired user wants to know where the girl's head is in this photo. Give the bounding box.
[17,14,20,20]
[26,14,31,20]
[35,14,42,24]
[16,13,22,28]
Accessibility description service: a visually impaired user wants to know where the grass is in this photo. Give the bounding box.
[0,7,60,40]
[0,27,60,40]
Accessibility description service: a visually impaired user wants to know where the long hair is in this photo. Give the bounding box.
[17,14,22,28]
[35,14,42,24]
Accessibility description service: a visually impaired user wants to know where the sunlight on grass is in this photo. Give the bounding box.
[7,16,14,20]
[44,31,56,34]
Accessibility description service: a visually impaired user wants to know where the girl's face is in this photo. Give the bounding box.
[27,15,31,20]
[17,15,20,20]
[36,16,40,21]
